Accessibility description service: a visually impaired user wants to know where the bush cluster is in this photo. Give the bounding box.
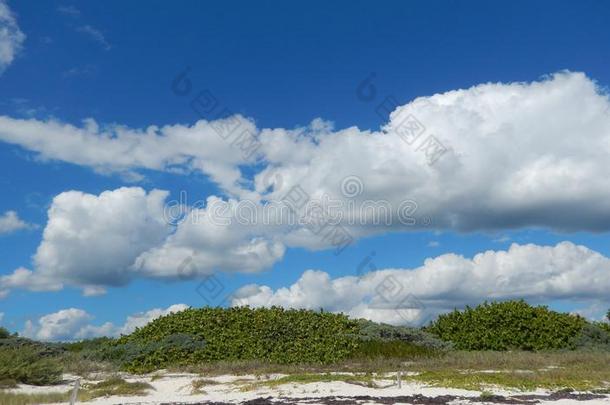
[0,344,63,386]
[109,306,359,372]
[426,300,588,350]
[354,319,451,350]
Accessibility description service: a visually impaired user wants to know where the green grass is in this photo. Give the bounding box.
[350,339,441,359]
[81,376,153,399]
[0,378,18,389]
[238,372,379,391]
[0,391,72,405]
[0,347,63,386]
[175,350,610,392]
[191,378,220,394]
[404,350,610,391]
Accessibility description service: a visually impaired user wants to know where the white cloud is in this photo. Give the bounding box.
[57,5,80,17]
[0,115,258,198]
[0,267,62,293]
[0,187,285,296]
[134,195,286,278]
[233,242,610,326]
[33,187,171,288]
[117,303,189,335]
[0,210,32,235]
[4,72,610,294]
[0,0,25,74]
[22,304,189,341]
[2,72,610,235]
[82,286,107,297]
[0,312,4,323]
[76,25,111,51]
[23,308,93,341]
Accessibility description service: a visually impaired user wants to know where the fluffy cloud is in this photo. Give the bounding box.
[254,72,610,236]
[0,115,259,198]
[4,72,610,293]
[0,210,32,235]
[0,188,171,296]
[23,308,93,341]
[0,267,62,296]
[0,0,25,74]
[2,72,610,235]
[1,187,286,295]
[134,195,286,278]
[233,242,610,325]
[22,304,188,341]
[33,187,171,288]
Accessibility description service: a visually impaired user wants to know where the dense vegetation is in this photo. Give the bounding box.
[0,329,64,386]
[426,300,609,351]
[1,301,609,384]
[77,307,362,372]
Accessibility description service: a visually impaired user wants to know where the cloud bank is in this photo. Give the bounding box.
[22,304,188,341]
[232,241,610,326]
[0,0,25,74]
[2,72,610,302]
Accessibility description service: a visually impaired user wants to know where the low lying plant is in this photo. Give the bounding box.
[0,346,63,386]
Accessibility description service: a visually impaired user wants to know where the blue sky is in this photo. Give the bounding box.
[1,0,610,340]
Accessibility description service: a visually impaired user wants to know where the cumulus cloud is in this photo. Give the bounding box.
[0,267,62,296]
[22,304,188,341]
[0,210,32,235]
[1,72,610,234]
[0,0,25,74]
[33,187,170,287]
[134,195,286,278]
[4,72,610,294]
[232,242,610,326]
[0,187,286,296]
[0,116,258,198]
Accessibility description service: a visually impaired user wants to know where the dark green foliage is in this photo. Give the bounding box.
[88,333,206,372]
[0,331,66,385]
[62,337,115,353]
[592,320,610,336]
[0,334,65,357]
[350,339,440,359]
[575,323,610,351]
[354,319,451,350]
[426,300,587,351]
[112,306,359,372]
[0,346,63,385]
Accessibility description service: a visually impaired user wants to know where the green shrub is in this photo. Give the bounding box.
[354,319,451,350]
[113,306,359,372]
[62,337,115,353]
[575,323,610,350]
[426,300,587,351]
[0,346,63,385]
[350,339,440,359]
[0,327,10,339]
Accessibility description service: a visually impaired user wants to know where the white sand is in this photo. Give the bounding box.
[5,372,609,404]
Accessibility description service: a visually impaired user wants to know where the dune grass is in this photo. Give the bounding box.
[404,351,610,391]
[238,372,380,391]
[81,376,153,399]
[177,350,610,392]
[0,391,72,405]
